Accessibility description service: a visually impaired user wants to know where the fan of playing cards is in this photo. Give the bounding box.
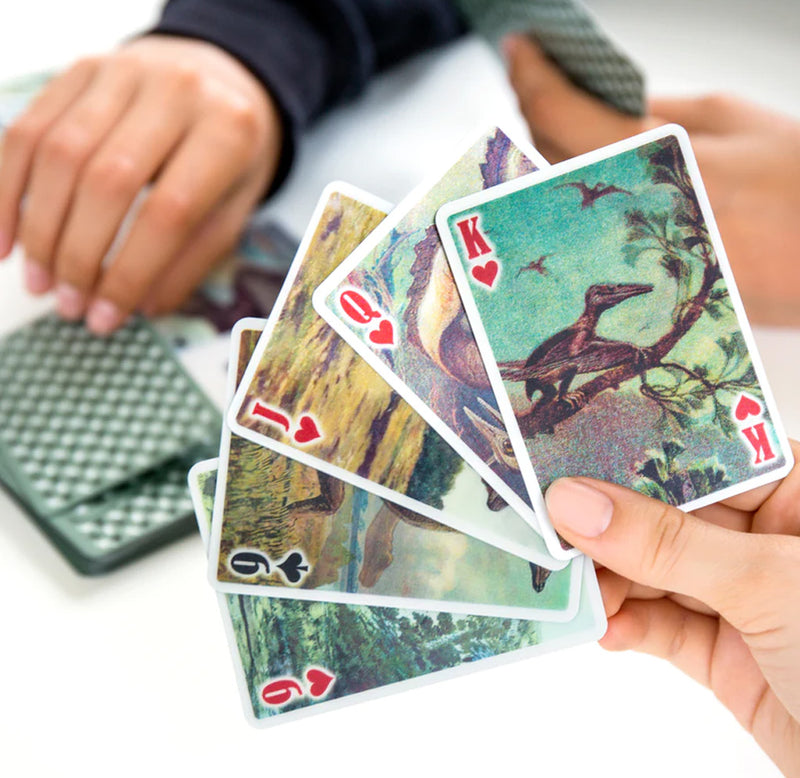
[189,124,792,726]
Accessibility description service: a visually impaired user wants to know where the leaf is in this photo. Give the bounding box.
[638,482,668,501]
[737,365,757,386]
[638,457,665,485]
[663,440,685,462]
[705,300,724,320]
[652,168,675,187]
[622,243,643,268]
[716,335,735,360]
[626,210,649,228]
[714,398,738,439]
[659,254,683,280]
[684,394,705,410]
[670,409,693,431]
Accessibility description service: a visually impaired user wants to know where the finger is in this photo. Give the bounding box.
[597,568,656,617]
[504,34,651,162]
[596,568,633,617]
[51,80,192,319]
[0,58,98,262]
[752,440,800,536]
[714,480,781,515]
[692,500,753,532]
[599,598,719,688]
[17,63,140,292]
[85,112,259,333]
[544,476,800,630]
[649,94,777,135]
[140,181,257,315]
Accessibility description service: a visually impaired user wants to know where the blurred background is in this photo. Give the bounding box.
[0,2,796,776]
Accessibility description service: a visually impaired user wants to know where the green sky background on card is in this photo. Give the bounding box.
[445,136,784,494]
[448,141,686,360]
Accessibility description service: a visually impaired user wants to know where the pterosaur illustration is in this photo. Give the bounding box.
[516,254,553,277]
[500,282,654,407]
[556,180,633,209]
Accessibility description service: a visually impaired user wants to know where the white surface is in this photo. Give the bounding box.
[0,2,797,777]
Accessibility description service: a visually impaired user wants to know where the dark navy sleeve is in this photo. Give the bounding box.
[151,0,465,193]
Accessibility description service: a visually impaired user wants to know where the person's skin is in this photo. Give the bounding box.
[547,445,800,776]
[504,34,800,328]
[0,35,282,334]
[507,34,800,774]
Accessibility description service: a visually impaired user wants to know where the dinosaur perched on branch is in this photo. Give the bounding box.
[497,137,748,442]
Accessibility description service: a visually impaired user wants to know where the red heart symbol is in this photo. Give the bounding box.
[471,260,498,288]
[305,667,335,698]
[734,394,762,421]
[368,318,395,346]
[293,415,321,444]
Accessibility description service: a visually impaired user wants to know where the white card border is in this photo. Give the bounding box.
[224,182,565,568]
[214,316,580,620]
[309,125,553,540]
[435,123,794,556]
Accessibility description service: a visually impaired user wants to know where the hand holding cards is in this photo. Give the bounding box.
[435,126,791,553]
[192,123,791,726]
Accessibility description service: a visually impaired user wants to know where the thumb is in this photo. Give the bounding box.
[503,34,650,162]
[545,477,785,629]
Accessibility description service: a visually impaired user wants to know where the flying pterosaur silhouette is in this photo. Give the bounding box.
[516,254,553,277]
[518,282,654,405]
[556,180,633,209]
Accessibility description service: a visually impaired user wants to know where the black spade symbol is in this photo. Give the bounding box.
[277,551,310,584]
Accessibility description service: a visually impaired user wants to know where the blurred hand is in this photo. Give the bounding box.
[505,34,800,327]
[0,35,282,333]
[546,440,800,776]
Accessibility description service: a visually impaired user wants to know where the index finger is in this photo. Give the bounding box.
[0,59,98,257]
[545,475,800,631]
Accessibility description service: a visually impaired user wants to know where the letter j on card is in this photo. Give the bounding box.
[436,125,793,558]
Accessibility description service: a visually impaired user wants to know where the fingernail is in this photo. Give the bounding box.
[545,479,613,538]
[24,261,53,294]
[86,298,125,335]
[56,283,87,320]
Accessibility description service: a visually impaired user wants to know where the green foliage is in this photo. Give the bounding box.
[640,329,761,440]
[634,439,730,505]
[226,597,539,717]
[622,140,760,444]
[405,425,464,508]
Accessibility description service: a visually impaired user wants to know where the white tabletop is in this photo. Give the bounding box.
[0,2,797,777]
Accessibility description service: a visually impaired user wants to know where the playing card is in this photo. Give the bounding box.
[0,422,216,574]
[436,125,794,557]
[215,320,580,620]
[190,380,605,726]
[40,447,213,574]
[226,182,562,567]
[453,0,645,116]
[312,128,552,543]
[0,315,220,517]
